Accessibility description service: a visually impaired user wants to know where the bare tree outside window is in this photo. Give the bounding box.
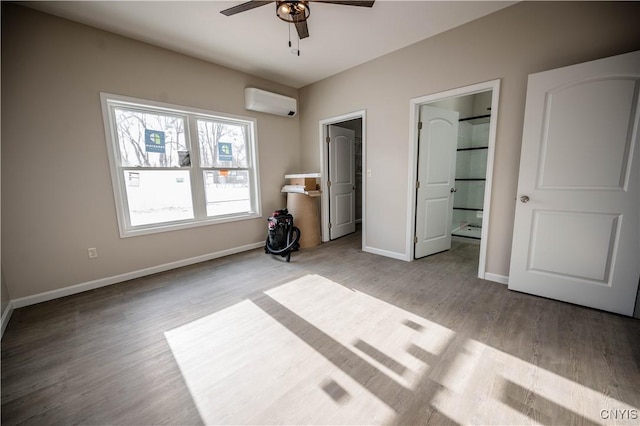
[115,108,187,168]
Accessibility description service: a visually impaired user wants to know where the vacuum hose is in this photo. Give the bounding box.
[266,226,301,255]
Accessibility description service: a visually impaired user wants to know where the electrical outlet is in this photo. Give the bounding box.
[87,248,98,259]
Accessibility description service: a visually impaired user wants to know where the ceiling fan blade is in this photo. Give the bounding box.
[312,1,375,7]
[295,21,310,39]
[220,1,273,16]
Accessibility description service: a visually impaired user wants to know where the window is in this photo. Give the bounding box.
[101,93,261,237]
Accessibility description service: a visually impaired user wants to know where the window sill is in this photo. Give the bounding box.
[119,212,262,238]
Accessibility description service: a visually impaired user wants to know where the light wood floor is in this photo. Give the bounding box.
[2,232,639,425]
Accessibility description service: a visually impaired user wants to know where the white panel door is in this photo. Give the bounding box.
[415,106,459,259]
[509,50,640,316]
[328,125,356,240]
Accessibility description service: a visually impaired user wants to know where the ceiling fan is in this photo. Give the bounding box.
[220,1,375,40]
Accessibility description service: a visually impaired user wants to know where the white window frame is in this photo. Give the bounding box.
[100,93,261,238]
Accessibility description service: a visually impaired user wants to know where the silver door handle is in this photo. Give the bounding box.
[520,195,530,203]
[450,188,457,193]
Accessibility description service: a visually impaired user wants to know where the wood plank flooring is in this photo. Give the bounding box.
[2,232,639,425]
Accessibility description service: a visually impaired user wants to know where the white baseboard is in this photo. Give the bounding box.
[11,241,265,309]
[484,272,509,285]
[363,245,409,261]
[1,301,15,339]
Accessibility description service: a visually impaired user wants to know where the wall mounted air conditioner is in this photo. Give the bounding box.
[244,88,297,117]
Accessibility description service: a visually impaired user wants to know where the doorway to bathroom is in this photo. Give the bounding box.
[408,80,500,279]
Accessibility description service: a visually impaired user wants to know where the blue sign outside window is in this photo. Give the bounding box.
[218,142,233,162]
[145,129,166,153]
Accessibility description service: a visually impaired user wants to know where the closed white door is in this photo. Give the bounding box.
[328,125,356,240]
[415,105,459,258]
[509,50,640,316]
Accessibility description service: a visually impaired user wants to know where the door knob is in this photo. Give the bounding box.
[450,188,457,193]
[520,195,530,203]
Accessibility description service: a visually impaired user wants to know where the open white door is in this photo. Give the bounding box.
[509,50,640,316]
[328,125,356,240]
[415,106,459,258]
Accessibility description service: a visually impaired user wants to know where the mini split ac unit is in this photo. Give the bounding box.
[244,88,297,117]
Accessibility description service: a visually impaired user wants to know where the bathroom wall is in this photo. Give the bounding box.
[453,103,491,234]
[429,92,492,236]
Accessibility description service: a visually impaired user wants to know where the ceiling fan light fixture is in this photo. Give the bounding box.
[276,1,310,24]
[279,3,290,14]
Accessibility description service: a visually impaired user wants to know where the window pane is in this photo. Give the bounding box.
[197,119,248,168]
[204,170,251,217]
[124,170,194,226]
[115,108,187,167]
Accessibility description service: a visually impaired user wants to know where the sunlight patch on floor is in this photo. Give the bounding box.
[165,274,638,425]
[263,274,452,390]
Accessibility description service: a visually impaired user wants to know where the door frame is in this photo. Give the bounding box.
[319,110,366,246]
[407,79,500,279]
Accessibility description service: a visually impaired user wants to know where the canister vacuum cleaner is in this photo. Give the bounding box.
[264,209,301,262]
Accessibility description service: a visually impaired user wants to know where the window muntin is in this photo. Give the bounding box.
[102,93,260,237]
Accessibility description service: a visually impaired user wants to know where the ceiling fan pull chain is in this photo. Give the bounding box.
[288,23,300,56]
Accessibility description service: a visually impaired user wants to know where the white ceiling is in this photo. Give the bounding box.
[24,1,515,88]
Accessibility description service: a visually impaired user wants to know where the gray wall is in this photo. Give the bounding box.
[1,4,300,300]
[635,281,640,319]
[298,1,640,276]
[1,270,8,317]
[0,42,4,315]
